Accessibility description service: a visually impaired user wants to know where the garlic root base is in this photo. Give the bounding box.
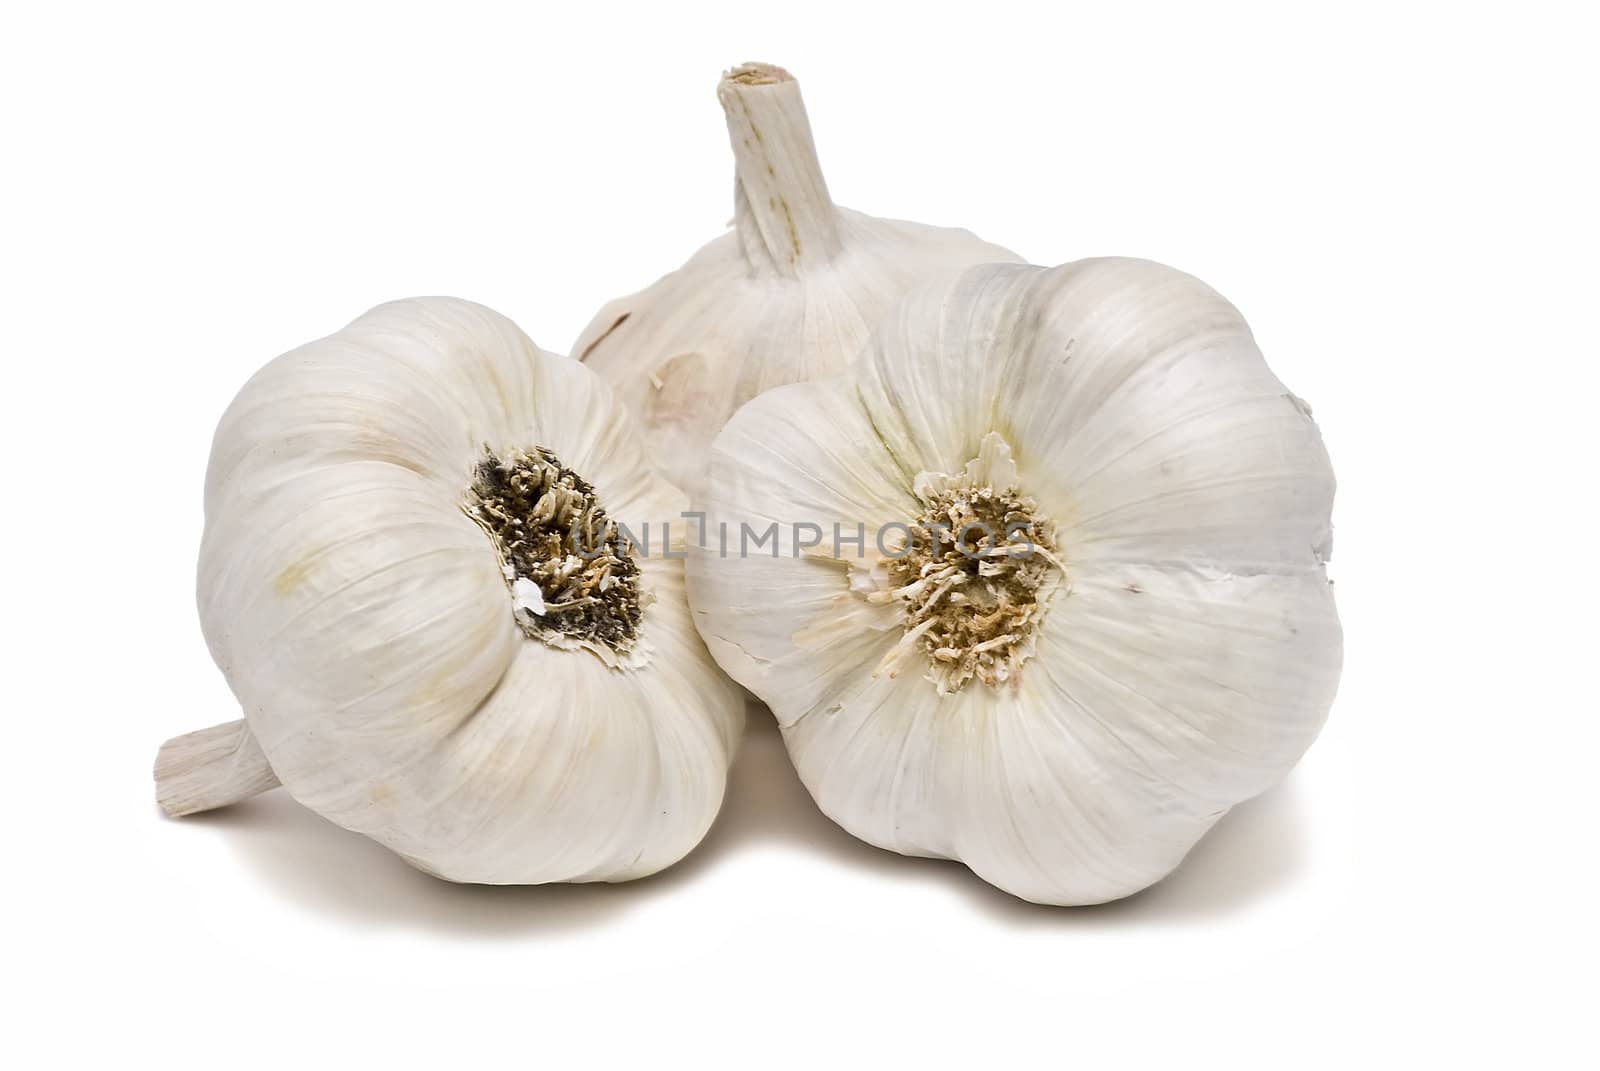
[154,719,280,817]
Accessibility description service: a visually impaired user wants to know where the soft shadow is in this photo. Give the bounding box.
[171,706,1306,933]
[178,792,682,937]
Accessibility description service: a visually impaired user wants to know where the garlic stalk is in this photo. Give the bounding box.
[686,259,1342,906]
[573,62,1020,495]
[157,297,745,884]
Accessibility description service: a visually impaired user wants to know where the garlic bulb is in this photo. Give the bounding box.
[573,62,1019,494]
[156,297,744,884]
[686,258,1342,906]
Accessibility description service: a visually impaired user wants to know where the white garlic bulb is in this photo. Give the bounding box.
[686,258,1342,906]
[156,297,745,884]
[574,61,1019,494]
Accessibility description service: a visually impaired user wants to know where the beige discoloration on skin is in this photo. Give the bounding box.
[724,62,791,87]
[273,559,316,597]
[772,195,801,264]
[728,82,802,266]
[644,351,712,430]
[578,312,630,362]
[411,659,468,707]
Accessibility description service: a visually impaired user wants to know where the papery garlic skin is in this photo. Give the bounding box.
[159,298,744,884]
[686,259,1341,906]
[574,62,1020,494]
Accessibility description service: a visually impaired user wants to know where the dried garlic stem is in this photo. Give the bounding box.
[719,61,842,275]
[154,719,279,817]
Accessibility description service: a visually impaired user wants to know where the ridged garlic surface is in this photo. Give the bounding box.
[574,62,1019,494]
[687,259,1342,906]
[156,297,745,884]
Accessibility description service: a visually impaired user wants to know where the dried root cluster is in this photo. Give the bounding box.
[466,448,644,657]
[877,481,1062,694]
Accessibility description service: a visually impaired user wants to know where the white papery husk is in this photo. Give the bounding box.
[168,297,744,884]
[574,62,1019,495]
[687,258,1342,906]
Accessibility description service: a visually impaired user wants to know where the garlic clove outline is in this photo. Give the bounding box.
[686,258,1342,905]
[158,297,745,884]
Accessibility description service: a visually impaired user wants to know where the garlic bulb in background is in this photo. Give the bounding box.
[156,298,744,884]
[574,62,1019,494]
[687,259,1342,906]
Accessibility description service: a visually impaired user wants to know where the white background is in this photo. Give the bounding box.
[4,2,1597,1066]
